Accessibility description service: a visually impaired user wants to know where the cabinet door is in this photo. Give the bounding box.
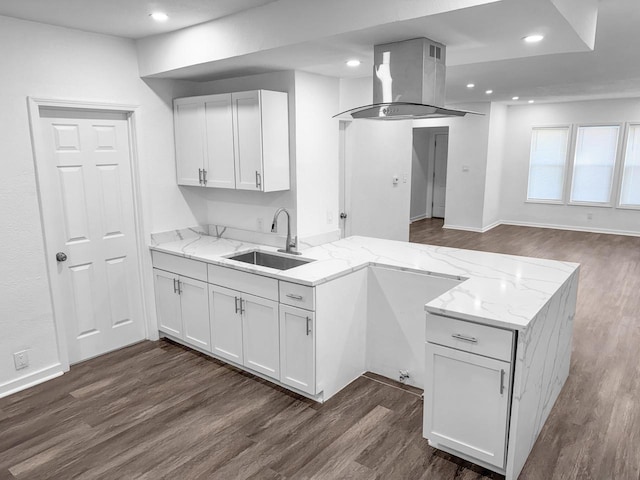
[209,285,243,364]
[179,277,210,351]
[424,343,511,469]
[241,293,279,379]
[204,94,236,189]
[232,91,263,191]
[279,305,315,394]
[153,269,182,337]
[174,100,205,186]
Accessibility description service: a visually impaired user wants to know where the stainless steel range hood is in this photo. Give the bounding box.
[335,37,479,120]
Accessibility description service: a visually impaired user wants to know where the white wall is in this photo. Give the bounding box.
[414,103,492,231]
[340,77,413,241]
[185,71,298,234]
[184,70,341,240]
[0,15,197,395]
[293,72,340,237]
[483,103,508,229]
[501,98,640,234]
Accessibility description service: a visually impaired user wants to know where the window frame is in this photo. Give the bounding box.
[525,124,572,205]
[566,122,624,208]
[616,122,640,211]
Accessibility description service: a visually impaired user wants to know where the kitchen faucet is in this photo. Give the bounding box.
[271,208,300,255]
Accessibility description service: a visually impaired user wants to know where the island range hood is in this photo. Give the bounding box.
[335,37,479,120]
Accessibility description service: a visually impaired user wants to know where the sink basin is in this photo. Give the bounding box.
[227,250,315,270]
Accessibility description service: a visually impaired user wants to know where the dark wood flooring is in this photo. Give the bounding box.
[1,219,639,479]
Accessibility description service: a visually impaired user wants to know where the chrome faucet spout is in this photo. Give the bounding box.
[271,208,300,255]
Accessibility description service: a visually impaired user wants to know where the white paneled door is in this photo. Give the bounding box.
[36,108,145,364]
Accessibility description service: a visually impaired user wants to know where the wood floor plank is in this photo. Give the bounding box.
[1,220,639,479]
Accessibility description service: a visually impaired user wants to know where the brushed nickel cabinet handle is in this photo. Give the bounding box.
[306,317,312,336]
[202,169,207,185]
[286,294,303,301]
[500,369,506,394]
[256,171,262,189]
[234,296,239,314]
[198,168,203,184]
[451,333,478,344]
[173,278,177,294]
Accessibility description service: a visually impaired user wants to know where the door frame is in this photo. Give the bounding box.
[431,132,449,219]
[27,97,149,372]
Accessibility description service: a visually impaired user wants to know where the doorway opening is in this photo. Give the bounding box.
[410,127,449,226]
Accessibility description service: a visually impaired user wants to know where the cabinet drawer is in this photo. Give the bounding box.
[152,251,207,282]
[279,282,314,310]
[208,264,278,301]
[425,314,513,362]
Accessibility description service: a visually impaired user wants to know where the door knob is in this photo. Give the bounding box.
[339,212,348,219]
[56,252,68,262]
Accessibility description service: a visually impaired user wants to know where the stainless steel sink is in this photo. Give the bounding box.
[227,250,314,270]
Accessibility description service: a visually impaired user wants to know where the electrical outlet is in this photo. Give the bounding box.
[326,211,333,224]
[402,173,408,183]
[257,217,263,231]
[13,350,29,370]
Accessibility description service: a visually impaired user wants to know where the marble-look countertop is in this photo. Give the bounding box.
[150,234,579,331]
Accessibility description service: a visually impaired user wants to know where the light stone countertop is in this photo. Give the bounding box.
[150,234,579,331]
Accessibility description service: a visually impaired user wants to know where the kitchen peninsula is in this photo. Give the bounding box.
[150,229,579,480]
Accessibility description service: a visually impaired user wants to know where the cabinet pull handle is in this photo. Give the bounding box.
[177,279,182,295]
[234,296,239,314]
[255,171,262,189]
[451,333,478,344]
[202,169,207,185]
[173,278,177,294]
[240,298,245,315]
[286,293,303,300]
[306,316,312,336]
[500,369,506,394]
[198,168,203,185]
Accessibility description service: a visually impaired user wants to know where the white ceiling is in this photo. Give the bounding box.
[0,0,278,39]
[1,0,639,104]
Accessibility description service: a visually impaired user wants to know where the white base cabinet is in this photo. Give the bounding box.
[153,268,211,351]
[208,283,280,380]
[424,343,511,469]
[279,305,316,395]
[423,312,514,472]
[209,284,244,364]
[242,293,280,378]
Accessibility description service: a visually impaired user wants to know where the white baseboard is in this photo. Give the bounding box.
[0,363,64,399]
[442,223,484,233]
[410,214,428,223]
[443,219,640,237]
[501,220,640,237]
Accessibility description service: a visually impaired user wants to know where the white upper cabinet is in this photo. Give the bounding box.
[204,94,236,188]
[174,100,206,187]
[174,90,290,192]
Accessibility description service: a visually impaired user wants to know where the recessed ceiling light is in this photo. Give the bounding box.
[512,96,520,100]
[485,89,493,95]
[150,12,169,22]
[523,34,544,43]
[528,100,535,104]
[346,59,361,67]
[467,83,475,89]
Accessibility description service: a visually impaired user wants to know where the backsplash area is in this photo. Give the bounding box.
[150,225,340,249]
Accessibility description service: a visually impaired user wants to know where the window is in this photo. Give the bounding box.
[620,124,640,207]
[570,125,620,204]
[527,127,569,202]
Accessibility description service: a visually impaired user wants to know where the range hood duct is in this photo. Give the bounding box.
[335,37,479,120]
